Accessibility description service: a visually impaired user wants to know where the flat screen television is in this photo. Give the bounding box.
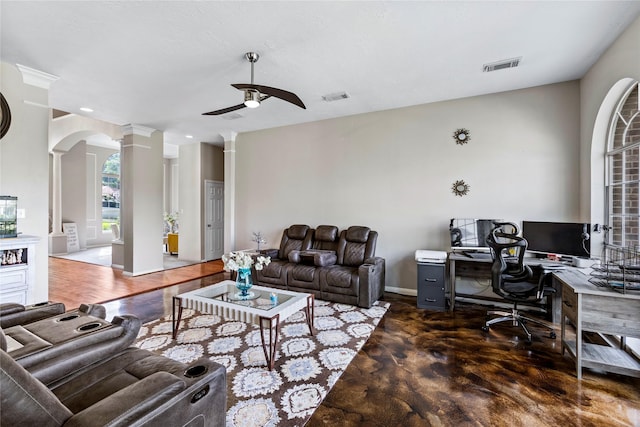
[521,221,590,258]
[449,218,501,251]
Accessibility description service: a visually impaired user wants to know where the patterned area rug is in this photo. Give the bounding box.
[134,299,389,427]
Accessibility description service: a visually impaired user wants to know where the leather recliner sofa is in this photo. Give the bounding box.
[2,304,140,387]
[0,301,106,328]
[253,224,385,308]
[0,346,227,426]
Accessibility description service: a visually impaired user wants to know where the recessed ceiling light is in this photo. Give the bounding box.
[79,107,94,112]
[186,135,193,139]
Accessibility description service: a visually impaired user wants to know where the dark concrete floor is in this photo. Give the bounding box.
[104,279,640,427]
[308,293,640,427]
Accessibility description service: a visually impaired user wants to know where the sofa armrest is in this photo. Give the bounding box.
[357,257,386,308]
[260,248,279,258]
[64,372,186,427]
[0,302,66,329]
[299,250,337,267]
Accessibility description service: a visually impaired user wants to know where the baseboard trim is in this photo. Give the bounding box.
[385,286,417,297]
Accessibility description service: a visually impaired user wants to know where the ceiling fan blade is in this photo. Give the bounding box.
[232,83,306,109]
[202,95,271,116]
[202,103,247,116]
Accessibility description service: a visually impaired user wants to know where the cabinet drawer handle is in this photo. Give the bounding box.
[425,298,437,302]
[424,278,437,282]
[563,300,573,308]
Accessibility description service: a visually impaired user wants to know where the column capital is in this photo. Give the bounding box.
[121,124,156,137]
[219,131,237,142]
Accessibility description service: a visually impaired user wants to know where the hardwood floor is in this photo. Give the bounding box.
[48,257,225,311]
[48,259,640,426]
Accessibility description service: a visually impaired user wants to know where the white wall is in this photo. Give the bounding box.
[0,62,51,302]
[235,81,581,293]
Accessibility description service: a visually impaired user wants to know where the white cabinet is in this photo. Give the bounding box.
[0,235,40,304]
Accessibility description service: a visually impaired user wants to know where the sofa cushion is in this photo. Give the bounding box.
[288,250,301,264]
[291,264,317,282]
[324,266,356,289]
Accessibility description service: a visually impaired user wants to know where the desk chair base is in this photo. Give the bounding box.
[482,307,556,342]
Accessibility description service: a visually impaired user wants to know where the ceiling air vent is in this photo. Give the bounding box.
[322,91,350,102]
[483,57,522,73]
[222,112,243,120]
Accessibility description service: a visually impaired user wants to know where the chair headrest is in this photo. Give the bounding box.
[315,225,338,242]
[287,225,310,240]
[345,226,370,243]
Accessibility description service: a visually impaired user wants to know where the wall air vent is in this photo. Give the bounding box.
[322,92,350,102]
[482,57,522,72]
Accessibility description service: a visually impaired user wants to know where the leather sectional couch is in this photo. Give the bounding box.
[0,302,227,426]
[252,224,385,308]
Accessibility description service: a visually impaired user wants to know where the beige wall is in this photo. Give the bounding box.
[580,15,640,255]
[0,62,51,302]
[235,81,581,293]
[61,141,88,248]
[176,142,224,261]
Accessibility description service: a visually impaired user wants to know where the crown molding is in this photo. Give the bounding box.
[16,64,59,89]
[121,124,156,137]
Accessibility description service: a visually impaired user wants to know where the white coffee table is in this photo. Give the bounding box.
[172,280,314,370]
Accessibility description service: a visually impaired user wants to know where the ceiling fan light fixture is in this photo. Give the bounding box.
[244,90,261,108]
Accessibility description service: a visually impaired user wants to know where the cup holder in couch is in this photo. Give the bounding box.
[59,314,80,321]
[77,322,102,331]
[184,365,208,378]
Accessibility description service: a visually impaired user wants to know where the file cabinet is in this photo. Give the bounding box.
[417,262,446,310]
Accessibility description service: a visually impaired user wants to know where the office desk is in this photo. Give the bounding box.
[554,269,640,379]
[448,252,565,322]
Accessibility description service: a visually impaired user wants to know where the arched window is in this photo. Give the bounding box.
[102,152,120,232]
[606,81,640,247]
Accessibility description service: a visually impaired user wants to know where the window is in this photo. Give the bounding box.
[606,82,640,247]
[102,152,120,232]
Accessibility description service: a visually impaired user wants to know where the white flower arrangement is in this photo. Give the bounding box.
[164,211,179,223]
[222,251,271,271]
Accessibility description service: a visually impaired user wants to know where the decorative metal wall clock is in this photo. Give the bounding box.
[0,92,11,140]
[453,128,470,145]
[451,179,470,197]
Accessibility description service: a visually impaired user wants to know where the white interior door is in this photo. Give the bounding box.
[205,180,224,261]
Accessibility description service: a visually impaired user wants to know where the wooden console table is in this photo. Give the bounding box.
[554,269,640,379]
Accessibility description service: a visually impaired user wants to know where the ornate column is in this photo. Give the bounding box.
[48,150,67,254]
[222,131,237,253]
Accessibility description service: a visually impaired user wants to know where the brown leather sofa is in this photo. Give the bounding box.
[253,224,385,308]
[2,304,140,386]
[0,346,227,426]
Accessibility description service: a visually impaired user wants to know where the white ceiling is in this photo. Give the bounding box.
[2,1,639,149]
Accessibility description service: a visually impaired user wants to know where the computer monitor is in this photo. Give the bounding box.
[521,221,590,258]
[449,218,501,252]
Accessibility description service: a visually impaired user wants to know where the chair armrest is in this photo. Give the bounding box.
[64,372,185,427]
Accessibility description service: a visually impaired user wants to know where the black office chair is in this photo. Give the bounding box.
[482,226,556,342]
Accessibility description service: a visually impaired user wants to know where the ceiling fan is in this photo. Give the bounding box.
[202,52,306,116]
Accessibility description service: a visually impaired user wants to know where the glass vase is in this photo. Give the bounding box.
[235,267,253,298]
